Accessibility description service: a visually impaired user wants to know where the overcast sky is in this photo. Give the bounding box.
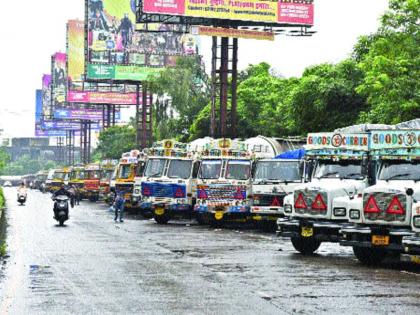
[0,0,389,138]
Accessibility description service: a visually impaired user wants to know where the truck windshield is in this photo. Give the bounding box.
[200,160,222,179]
[86,170,101,179]
[144,159,166,178]
[54,172,67,180]
[168,160,192,179]
[255,161,301,182]
[118,165,133,179]
[136,162,145,177]
[314,160,364,180]
[379,161,420,181]
[226,160,251,180]
[71,170,86,180]
[101,170,113,181]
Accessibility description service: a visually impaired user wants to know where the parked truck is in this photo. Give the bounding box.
[140,140,199,224]
[84,163,101,202]
[277,132,371,254]
[340,129,420,264]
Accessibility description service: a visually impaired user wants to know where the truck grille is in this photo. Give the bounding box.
[197,184,247,201]
[363,192,407,222]
[142,182,186,199]
[294,190,328,215]
[254,194,285,207]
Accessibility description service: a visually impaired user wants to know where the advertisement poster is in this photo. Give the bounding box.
[35,89,67,137]
[68,20,85,83]
[52,52,67,109]
[143,0,314,26]
[191,26,274,41]
[86,0,198,81]
[41,120,101,131]
[67,90,139,105]
[54,108,121,120]
[42,74,52,118]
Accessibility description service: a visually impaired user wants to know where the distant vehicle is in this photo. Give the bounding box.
[3,181,12,187]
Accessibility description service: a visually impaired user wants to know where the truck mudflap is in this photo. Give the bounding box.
[340,225,414,252]
[277,218,347,242]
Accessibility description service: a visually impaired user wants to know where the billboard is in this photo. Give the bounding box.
[41,120,102,131]
[42,75,52,118]
[35,89,67,137]
[54,108,121,120]
[68,20,85,83]
[142,0,314,26]
[191,26,274,41]
[52,52,67,109]
[67,90,138,105]
[86,0,198,81]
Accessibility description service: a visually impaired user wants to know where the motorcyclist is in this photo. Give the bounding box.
[52,184,74,218]
[17,182,27,197]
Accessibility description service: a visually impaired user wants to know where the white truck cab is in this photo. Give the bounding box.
[341,130,420,264]
[251,157,304,231]
[278,132,370,254]
[138,140,198,223]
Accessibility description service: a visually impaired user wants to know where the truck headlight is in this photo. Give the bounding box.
[413,216,420,228]
[333,208,346,217]
[349,209,360,220]
[284,204,292,214]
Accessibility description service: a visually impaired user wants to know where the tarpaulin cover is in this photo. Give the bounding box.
[275,149,305,160]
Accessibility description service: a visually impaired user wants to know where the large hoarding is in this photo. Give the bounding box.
[35,89,66,137]
[42,74,52,118]
[67,91,138,104]
[86,0,198,81]
[52,52,67,109]
[142,0,314,26]
[68,20,85,83]
[54,108,121,120]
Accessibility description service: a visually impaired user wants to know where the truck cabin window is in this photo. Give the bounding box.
[168,160,192,179]
[200,160,222,179]
[379,161,420,181]
[255,161,301,182]
[144,159,166,178]
[226,160,251,180]
[314,160,364,180]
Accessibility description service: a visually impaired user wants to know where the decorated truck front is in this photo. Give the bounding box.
[277,132,370,254]
[46,168,70,193]
[84,164,101,202]
[341,130,420,264]
[252,155,305,231]
[194,138,254,225]
[140,140,198,224]
[99,160,118,203]
[115,150,142,209]
[69,166,87,199]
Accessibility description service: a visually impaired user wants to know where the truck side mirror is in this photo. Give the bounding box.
[367,161,376,186]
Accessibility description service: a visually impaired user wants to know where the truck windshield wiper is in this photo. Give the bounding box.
[385,173,411,181]
[342,173,364,179]
[317,172,339,179]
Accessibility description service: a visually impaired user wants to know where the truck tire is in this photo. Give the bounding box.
[154,215,169,225]
[291,237,321,255]
[353,246,386,265]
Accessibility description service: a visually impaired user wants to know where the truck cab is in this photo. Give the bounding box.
[341,130,420,264]
[194,138,254,226]
[99,160,118,204]
[140,140,199,224]
[115,150,143,210]
[84,164,101,202]
[69,165,87,199]
[252,157,304,231]
[277,132,370,254]
[46,168,70,193]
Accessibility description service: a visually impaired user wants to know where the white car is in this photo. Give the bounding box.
[3,181,12,187]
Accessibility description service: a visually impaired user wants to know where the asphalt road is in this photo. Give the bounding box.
[0,188,420,314]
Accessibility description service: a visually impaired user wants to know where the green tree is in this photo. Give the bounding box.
[356,0,420,123]
[94,126,136,159]
[286,60,367,134]
[151,56,210,141]
[0,148,9,172]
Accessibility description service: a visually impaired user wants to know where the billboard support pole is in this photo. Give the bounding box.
[210,36,217,138]
[219,37,229,138]
[231,37,238,138]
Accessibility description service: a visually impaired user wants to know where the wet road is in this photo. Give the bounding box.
[0,188,420,314]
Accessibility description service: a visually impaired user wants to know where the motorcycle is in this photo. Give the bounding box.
[53,195,70,226]
[17,192,27,205]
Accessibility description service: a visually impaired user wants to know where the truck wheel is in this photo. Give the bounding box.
[154,215,169,225]
[353,246,386,265]
[291,237,321,255]
[59,220,65,226]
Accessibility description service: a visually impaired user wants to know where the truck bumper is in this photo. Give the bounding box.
[153,203,193,220]
[340,225,414,253]
[277,218,346,242]
[194,205,251,224]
